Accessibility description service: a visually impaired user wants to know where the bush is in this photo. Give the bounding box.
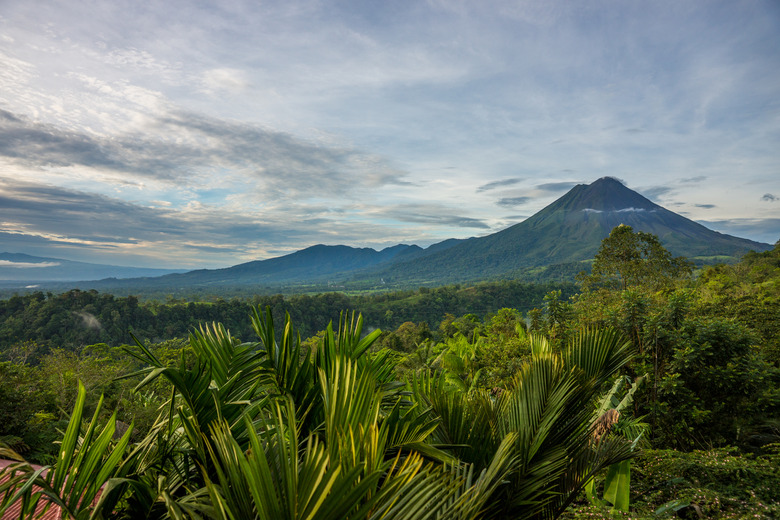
[562,447,780,519]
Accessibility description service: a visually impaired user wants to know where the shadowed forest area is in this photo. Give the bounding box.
[1,227,778,519]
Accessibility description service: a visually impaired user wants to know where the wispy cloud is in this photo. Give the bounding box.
[372,204,491,229]
[0,260,60,268]
[476,178,524,192]
[0,109,406,199]
[0,110,182,179]
[536,182,580,192]
[582,208,653,214]
[680,176,707,184]
[762,193,778,202]
[0,174,486,267]
[640,186,674,201]
[497,197,532,208]
[200,68,251,94]
[0,177,375,267]
[75,311,101,330]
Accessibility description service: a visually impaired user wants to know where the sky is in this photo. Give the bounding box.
[0,0,778,269]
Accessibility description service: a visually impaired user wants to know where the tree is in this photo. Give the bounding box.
[656,317,780,449]
[584,225,692,291]
[380,321,433,353]
[476,309,530,386]
[2,340,40,365]
[439,313,481,342]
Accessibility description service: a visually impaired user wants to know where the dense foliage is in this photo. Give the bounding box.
[1,312,637,519]
[561,446,780,519]
[0,280,573,355]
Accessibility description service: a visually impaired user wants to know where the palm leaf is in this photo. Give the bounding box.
[206,397,383,520]
[0,382,133,520]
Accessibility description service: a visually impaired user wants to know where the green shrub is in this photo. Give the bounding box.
[563,447,780,519]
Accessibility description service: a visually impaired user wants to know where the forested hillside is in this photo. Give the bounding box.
[0,230,778,519]
[0,280,573,355]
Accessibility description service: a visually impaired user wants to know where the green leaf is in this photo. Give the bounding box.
[603,459,631,512]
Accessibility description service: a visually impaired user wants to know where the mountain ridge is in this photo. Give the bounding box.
[151,243,428,286]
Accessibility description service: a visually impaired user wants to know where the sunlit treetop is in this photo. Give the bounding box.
[582,225,693,291]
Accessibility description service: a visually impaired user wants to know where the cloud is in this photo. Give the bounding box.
[0,260,60,268]
[497,197,532,207]
[0,109,406,200]
[582,207,652,214]
[694,203,716,209]
[762,193,777,202]
[476,178,524,192]
[0,176,481,267]
[165,110,407,193]
[0,177,183,240]
[0,177,318,265]
[0,110,140,174]
[373,204,490,229]
[698,218,780,245]
[75,311,101,330]
[201,68,250,93]
[536,181,579,192]
[680,176,707,184]
[639,186,674,200]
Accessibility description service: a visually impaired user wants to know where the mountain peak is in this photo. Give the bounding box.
[551,177,658,213]
[592,176,626,186]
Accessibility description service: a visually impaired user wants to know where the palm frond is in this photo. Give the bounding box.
[562,327,634,389]
[0,382,133,520]
[206,397,384,520]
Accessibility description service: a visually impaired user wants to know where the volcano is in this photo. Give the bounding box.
[365,177,772,283]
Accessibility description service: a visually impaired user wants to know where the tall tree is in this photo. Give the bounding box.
[584,225,692,291]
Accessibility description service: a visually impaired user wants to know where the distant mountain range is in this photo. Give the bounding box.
[2,178,772,291]
[0,253,186,284]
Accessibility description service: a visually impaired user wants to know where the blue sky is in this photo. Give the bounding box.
[0,0,778,268]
